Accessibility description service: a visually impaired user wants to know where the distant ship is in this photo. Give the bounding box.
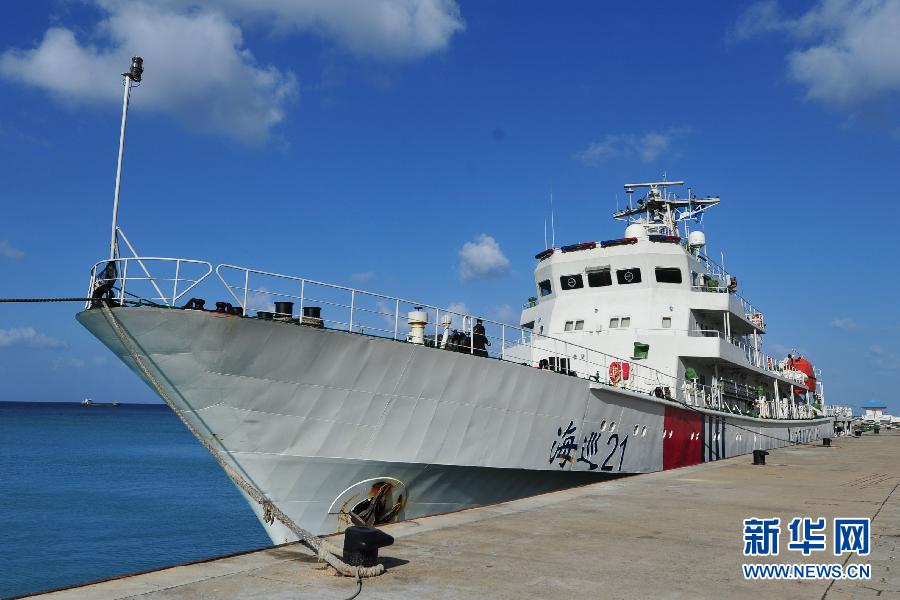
[80,397,120,407]
[78,179,834,543]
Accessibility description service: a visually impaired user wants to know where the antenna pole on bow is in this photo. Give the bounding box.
[109,56,143,261]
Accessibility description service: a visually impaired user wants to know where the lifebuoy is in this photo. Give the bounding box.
[609,362,622,384]
[610,361,629,384]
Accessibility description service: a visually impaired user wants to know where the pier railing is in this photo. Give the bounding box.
[215,264,678,398]
[86,257,213,309]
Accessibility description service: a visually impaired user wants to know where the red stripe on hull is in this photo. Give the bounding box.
[663,406,703,470]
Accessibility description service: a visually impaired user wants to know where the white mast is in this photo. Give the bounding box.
[109,56,143,261]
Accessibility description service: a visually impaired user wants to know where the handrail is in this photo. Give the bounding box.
[87,257,213,309]
[85,258,823,422]
[215,263,677,397]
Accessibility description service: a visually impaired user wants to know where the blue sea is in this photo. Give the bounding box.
[0,402,271,599]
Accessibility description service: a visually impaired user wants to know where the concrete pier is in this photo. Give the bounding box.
[29,432,899,599]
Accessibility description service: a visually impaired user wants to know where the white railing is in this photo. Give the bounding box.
[87,257,213,308]
[824,405,853,418]
[83,257,823,422]
[690,283,765,330]
[214,263,678,398]
[682,380,815,420]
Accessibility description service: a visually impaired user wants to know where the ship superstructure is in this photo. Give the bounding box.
[510,180,822,421]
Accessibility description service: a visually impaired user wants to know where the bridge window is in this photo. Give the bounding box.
[616,267,642,285]
[560,274,584,290]
[587,267,612,287]
[655,267,683,284]
[538,279,552,296]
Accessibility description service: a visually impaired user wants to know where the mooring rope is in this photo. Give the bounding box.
[0,297,94,303]
[96,303,383,578]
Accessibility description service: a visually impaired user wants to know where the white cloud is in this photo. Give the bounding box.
[168,0,466,62]
[734,0,900,117]
[458,234,510,281]
[351,271,376,282]
[491,304,517,324]
[0,2,297,143]
[574,128,690,165]
[0,327,67,349]
[870,344,900,370]
[830,318,858,330]
[0,1,464,142]
[0,240,24,259]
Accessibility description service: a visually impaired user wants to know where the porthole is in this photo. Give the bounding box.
[667,430,673,439]
[609,422,617,432]
[599,420,607,431]
[641,426,647,437]
[633,424,640,436]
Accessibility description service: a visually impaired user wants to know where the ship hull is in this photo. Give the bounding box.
[77,307,832,542]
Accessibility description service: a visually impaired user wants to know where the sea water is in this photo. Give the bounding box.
[0,402,270,598]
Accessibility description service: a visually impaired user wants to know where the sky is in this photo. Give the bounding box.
[1,0,898,413]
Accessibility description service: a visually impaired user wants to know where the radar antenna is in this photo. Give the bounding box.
[614,179,719,236]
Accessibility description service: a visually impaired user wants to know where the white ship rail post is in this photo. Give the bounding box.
[215,264,680,402]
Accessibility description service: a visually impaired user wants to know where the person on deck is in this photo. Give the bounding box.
[472,318,490,358]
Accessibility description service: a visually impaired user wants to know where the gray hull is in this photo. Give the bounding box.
[78,307,831,541]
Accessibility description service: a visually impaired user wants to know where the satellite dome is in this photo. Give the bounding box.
[688,230,706,249]
[625,223,648,239]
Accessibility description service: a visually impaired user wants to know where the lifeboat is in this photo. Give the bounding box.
[786,355,817,392]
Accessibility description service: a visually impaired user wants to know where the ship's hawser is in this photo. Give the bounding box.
[78,179,833,543]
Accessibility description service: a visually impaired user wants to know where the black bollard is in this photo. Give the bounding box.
[823,437,831,447]
[752,449,769,465]
[342,526,394,568]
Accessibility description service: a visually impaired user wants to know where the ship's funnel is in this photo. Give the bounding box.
[408,308,428,345]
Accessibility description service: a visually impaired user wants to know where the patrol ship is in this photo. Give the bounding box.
[77,179,833,543]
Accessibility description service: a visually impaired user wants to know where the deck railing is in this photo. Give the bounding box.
[86,257,213,309]
[214,263,678,398]
[83,256,823,421]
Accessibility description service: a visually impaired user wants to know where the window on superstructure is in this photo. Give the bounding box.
[609,317,620,328]
[616,268,642,285]
[620,317,631,328]
[574,320,585,330]
[662,317,672,328]
[538,279,552,297]
[560,274,584,290]
[655,267,683,284]
[587,267,612,287]
[564,321,574,331]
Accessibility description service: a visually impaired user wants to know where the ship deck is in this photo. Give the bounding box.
[27,431,900,599]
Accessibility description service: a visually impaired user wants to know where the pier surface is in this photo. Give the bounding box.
[30,432,900,599]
